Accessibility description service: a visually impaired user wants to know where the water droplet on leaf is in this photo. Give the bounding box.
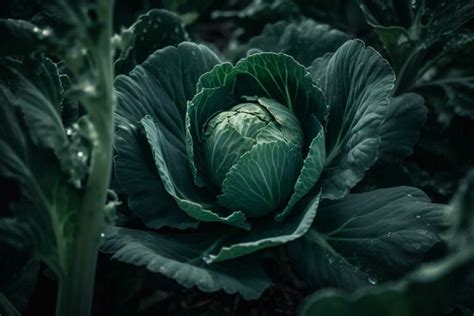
[368,276,378,285]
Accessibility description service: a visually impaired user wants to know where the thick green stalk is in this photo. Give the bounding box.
[55,1,115,315]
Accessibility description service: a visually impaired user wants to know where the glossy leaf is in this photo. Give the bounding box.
[114,42,221,229]
[288,187,447,291]
[217,140,302,218]
[141,115,249,229]
[275,117,326,221]
[299,248,474,316]
[309,40,395,199]
[205,191,321,263]
[101,226,271,300]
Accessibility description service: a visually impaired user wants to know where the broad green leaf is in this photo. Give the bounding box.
[377,93,427,165]
[0,57,66,154]
[101,226,271,300]
[288,187,447,291]
[0,62,81,281]
[299,251,474,316]
[247,19,350,66]
[0,139,80,279]
[114,42,220,229]
[205,191,321,263]
[309,40,395,200]
[275,116,325,221]
[115,9,189,75]
[0,57,90,186]
[113,123,197,230]
[141,115,249,229]
[196,63,235,91]
[217,140,302,218]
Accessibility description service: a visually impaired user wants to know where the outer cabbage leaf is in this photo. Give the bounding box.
[247,19,350,66]
[205,191,321,263]
[275,116,325,221]
[141,115,249,229]
[288,187,447,291]
[114,42,251,229]
[299,171,474,316]
[101,226,271,300]
[309,40,395,199]
[299,251,474,316]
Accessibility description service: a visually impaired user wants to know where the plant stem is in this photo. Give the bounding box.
[55,1,115,315]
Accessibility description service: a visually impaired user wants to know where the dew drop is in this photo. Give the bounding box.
[83,82,96,94]
[77,151,85,158]
[66,128,73,136]
[100,233,105,238]
[407,194,413,197]
[416,215,421,219]
[386,232,391,237]
[397,34,408,45]
[41,28,51,37]
[368,276,378,285]
[33,26,40,33]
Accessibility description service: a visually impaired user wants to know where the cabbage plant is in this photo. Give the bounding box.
[104,17,447,299]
